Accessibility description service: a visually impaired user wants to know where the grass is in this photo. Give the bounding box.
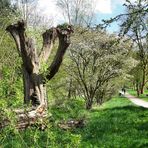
[0,97,148,148]
[80,98,148,147]
[128,89,148,101]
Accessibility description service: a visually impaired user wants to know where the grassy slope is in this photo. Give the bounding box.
[80,98,148,147]
[1,97,148,148]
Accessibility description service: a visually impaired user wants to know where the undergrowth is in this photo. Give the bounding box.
[0,97,148,148]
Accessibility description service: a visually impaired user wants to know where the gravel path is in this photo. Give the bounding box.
[123,92,148,108]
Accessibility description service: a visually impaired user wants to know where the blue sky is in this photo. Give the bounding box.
[95,1,126,33]
[37,0,135,32]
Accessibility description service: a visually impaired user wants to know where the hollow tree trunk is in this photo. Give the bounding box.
[23,67,47,107]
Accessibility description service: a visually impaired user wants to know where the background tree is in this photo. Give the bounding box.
[102,0,148,94]
[14,0,37,23]
[12,0,53,28]
[129,48,148,96]
[66,28,135,109]
[56,0,95,26]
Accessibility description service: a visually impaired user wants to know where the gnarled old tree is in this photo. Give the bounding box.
[2,20,73,129]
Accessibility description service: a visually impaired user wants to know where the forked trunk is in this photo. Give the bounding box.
[3,20,73,129]
[23,67,47,107]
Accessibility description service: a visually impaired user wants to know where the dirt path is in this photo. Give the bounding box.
[122,92,148,108]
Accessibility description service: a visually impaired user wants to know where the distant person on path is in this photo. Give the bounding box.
[122,87,126,94]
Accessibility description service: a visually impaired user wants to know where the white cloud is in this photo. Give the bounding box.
[37,0,113,25]
[37,0,64,26]
[95,0,112,14]
[38,0,137,25]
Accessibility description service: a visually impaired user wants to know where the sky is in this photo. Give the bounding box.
[37,0,136,32]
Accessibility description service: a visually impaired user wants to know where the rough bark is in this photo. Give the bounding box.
[4,20,73,129]
[136,81,140,97]
[6,21,47,111]
[46,26,73,80]
[140,69,146,94]
[86,99,93,110]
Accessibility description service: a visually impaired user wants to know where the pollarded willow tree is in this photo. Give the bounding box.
[5,20,73,128]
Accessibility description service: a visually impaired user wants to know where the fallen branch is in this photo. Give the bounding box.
[58,119,85,130]
[0,108,48,130]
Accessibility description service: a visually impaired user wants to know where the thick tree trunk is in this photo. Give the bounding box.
[136,81,140,97]
[86,99,93,110]
[4,20,73,129]
[23,67,47,107]
[140,69,146,94]
[140,83,144,94]
[96,91,104,105]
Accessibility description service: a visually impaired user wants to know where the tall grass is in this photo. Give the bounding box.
[0,97,148,148]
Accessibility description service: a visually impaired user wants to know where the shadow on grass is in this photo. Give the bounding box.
[79,105,148,147]
[1,101,148,148]
[91,105,147,112]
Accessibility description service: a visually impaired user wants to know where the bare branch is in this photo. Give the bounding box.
[46,25,73,80]
[6,20,38,73]
[39,28,57,63]
[6,20,26,55]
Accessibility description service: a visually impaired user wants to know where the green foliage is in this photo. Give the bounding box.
[26,27,43,51]
[0,0,11,10]
[1,97,148,147]
[0,66,23,108]
[67,28,135,108]
[50,98,86,121]
[0,0,23,108]
[80,99,148,147]
[57,23,69,30]
[0,1,148,147]
[0,97,85,148]
[128,89,148,102]
[102,0,147,37]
